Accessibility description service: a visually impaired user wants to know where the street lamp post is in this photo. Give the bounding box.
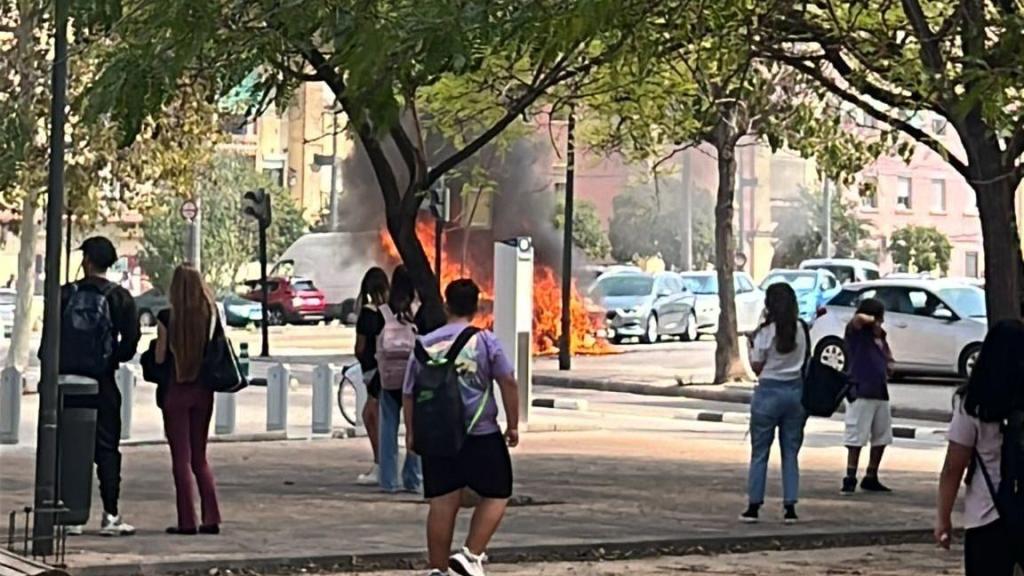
[559,108,576,371]
[329,110,339,231]
[33,0,69,556]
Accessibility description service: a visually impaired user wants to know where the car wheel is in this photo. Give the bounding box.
[815,337,847,372]
[682,312,698,342]
[959,344,982,379]
[138,310,155,327]
[610,335,624,345]
[641,314,659,344]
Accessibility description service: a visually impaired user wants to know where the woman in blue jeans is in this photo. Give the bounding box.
[741,283,808,524]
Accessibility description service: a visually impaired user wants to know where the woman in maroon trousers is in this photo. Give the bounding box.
[155,264,222,535]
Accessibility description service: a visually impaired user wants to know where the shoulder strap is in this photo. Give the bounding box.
[974,447,1004,517]
[798,319,812,373]
[445,327,481,363]
[380,304,395,322]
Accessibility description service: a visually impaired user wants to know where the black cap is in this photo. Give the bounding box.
[78,236,118,269]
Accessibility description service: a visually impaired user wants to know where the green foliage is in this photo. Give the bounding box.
[608,180,714,270]
[890,225,952,275]
[772,185,876,268]
[140,155,308,293]
[552,199,611,262]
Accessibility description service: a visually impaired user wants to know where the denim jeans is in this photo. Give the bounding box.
[379,389,422,492]
[747,377,807,506]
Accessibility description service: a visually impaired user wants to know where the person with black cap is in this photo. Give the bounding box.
[42,235,141,536]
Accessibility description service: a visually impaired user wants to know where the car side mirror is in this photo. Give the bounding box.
[932,308,955,321]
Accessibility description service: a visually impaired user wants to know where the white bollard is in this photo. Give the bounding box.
[312,364,337,435]
[267,363,290,432]
[214,392,236,435]
[115,365,135,440]
[0,366,22,444]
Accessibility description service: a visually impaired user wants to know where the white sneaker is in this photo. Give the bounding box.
[356,465,379,486]
[64,524,84,536]
[99,513,136,537]
[449,547,487,576]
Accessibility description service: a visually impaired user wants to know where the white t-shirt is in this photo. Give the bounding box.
[947,398,1003,529]
[749,322,807,382]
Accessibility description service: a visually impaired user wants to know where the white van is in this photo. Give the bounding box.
[799,258,880,285]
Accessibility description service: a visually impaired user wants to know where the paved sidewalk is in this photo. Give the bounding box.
[329,544,963,575]
[0,426,953,575]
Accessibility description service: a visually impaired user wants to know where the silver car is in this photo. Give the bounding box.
[680,272,764,336]
[592,271,697,344]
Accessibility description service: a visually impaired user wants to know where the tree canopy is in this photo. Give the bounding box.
[890,225,953,275]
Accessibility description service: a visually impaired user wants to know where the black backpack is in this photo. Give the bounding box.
[411,327,480,458]
[975,410,1024,537]
[200,315,248,393]
[59,282,116,379]
[799,320,851,418]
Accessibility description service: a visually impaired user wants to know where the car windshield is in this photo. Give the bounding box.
[681,275,718,295]
[595,275,654,297]
[0,292,15,306]
[762,272,817,291]
[292,280,316,291]
[939,287,987,318]
[810,265,854,284]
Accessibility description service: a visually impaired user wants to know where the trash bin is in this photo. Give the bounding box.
[58,375,98,526]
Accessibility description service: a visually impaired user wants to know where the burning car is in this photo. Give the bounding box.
[590,271,698,344]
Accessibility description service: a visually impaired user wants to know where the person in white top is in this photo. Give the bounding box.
[936,319,1024,576]
[740,283,809,525]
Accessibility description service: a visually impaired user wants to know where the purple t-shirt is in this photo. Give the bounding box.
[844,324,892,401]
[403,322,514,436]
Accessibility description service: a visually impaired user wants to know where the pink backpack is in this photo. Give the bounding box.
[375,304,417,391]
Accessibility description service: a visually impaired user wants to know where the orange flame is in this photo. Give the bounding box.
[379,220,611,356]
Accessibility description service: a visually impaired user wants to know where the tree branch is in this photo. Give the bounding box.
[900,0,946,73]
[780,55,968,177]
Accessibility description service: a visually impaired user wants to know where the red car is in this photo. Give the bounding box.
[245,276,327,325]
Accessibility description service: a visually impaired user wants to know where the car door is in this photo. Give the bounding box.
[668,275,693,331]
[900,288,959,370]
[652,276,678,332]
[868,286,921,370]
[734,274,760,332]
[817,272,841,309]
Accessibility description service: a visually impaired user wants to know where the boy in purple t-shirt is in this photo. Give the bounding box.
[402,279,519,576]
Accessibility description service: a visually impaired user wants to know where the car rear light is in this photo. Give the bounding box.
[816,307,827,318]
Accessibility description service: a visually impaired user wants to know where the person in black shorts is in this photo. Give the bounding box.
[354,267,389,485]
[403,280,520,576]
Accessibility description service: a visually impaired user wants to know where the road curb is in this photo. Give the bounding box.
[531,398,589,411]
[537,374,953,424]
[71,527,941,576]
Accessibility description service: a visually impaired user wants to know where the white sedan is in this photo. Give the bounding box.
[679,271,765,336]
[810,279,987,379]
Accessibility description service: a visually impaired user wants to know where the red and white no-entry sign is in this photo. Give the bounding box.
[180,199,198,222]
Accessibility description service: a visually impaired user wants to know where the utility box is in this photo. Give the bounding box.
[58,375,99,526]
[493,237,534,428]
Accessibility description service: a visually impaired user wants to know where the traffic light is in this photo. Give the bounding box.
[242,188,272,228]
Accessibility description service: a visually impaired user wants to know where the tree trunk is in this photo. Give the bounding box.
[974,176,1023,323]
[712,118,749,383]
[6,191,38,370]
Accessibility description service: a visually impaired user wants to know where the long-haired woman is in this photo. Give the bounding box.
[354,267,389,485]
[741,282,808,524]
[936,319,1024,575]
[155,264,221,535]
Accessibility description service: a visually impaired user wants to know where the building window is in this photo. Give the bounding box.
[896,177,913,211]
[931,179,946,213]
[859,177,879,210]
[932,117,948,135]
[965,251,979,278]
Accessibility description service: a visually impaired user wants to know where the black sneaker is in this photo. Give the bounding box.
[738,504,760,523]
[860,476,892,493]
[840,476,857,496]
[783,505,799,524]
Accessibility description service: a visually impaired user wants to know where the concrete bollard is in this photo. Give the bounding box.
[214,393,236,435]
[312,364,337,435]
[267,363,290,432]
[115,365,135,440]
[0,366,22,444]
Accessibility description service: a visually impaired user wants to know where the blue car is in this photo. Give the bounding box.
[759,269,841,322]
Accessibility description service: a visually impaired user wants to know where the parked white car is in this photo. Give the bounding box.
[800,258,880,285]
[810,279,987,379]
[679,271,764,336]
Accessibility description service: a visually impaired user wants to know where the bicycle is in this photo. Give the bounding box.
[336,363,366,427]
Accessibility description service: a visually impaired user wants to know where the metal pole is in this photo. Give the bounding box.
[559,109,576,371]
[33,0,69,556]
[64,209,72,282]
[259,224,270,357]
[681,152,693,271]
[328,110,339,231]
[187,199,202,271]
[823,178,833,258]
[434,219,443,289]
[736,150,746,259]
